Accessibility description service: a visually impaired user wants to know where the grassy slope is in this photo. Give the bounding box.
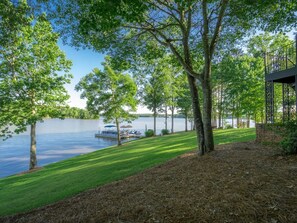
[0,128,255,216]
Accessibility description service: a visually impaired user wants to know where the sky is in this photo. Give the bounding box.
[59,43,151,113]
[58,43,104,108]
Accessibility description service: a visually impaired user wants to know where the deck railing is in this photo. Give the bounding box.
[265,41,297,74]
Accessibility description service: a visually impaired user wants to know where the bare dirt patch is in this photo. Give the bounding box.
[2,142,297,223]
[16,167,43,176]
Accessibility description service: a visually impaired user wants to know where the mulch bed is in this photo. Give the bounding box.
[2,142,297,223]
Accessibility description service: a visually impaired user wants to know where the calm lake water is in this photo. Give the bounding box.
[0,117,191,178]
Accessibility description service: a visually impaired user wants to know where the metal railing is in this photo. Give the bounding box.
[265,41,297,74]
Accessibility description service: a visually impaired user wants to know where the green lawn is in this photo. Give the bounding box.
[0,128,255,216]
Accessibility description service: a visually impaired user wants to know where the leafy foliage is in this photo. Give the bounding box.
[161,129,170,135]
[76,56,137,145]
[0,4,72,139]
[145,129,154,137]
[33,0,297,152]
[280,121,297,155]
[63,107,99,119]
[75,56,137,124]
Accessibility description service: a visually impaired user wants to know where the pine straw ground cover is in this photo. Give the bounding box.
[2,141,297,223]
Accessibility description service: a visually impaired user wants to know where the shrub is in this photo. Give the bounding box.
[161,129,170,135]
[280,121,297,155]
[224,124,233,129]
[145,129,154,137]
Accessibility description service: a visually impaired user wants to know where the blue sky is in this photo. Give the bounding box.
[59,43,151,113]
[59,43,104,109]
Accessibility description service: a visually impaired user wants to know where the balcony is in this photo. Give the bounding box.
[265,41,297,83]
[264,36,297,123]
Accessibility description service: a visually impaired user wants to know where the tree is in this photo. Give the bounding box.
[247,33,294,122]
[142,63,167,136]
[212,33,294,128]
[0,1,30,137]
[167,67,180,134]
[75,57,137,146]
[176,74,192,132]
[62,107,99,119]
[0,4,72,170]
[218,54,265,128]
[38,0,297,155]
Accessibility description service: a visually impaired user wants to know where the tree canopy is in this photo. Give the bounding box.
[31,0,297,154]
[75,57,138,145]
[0,2,72,169]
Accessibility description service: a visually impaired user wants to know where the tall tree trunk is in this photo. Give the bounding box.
[187,74,206,155]
[171,106,174,133]
[221,109,224,129]
[165,105,168,130]
[220,84,224,128]
[201,0,228,152]
[116,118,121,146]
[247,114,250,128]
[153,107,157,136]
[29,123,37,170]
[231,113,234,128]
[185,112,188,132]
[202,80,214,152]
[218,85,222,128]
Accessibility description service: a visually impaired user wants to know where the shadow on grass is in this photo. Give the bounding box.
[0,128,256,216]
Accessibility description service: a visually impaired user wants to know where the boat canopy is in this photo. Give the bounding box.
[104,124,116,128]
[120,125,133,128]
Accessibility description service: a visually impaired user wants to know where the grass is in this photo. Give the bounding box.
[0,128,255,217]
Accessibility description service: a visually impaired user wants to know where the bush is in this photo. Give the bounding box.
[161,129,170,135]
[145,129,154,137]
[280,121,297,155]
[224,124,233,129]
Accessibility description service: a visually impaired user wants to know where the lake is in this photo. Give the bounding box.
[0,117,191,178]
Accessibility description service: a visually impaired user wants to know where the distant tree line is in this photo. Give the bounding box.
[63,107,99,120]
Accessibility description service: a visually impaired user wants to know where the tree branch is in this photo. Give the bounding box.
[209,0,229,58]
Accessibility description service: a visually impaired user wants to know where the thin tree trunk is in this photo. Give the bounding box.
[171,106,174,133]
[232,103,234,128]
[212,88,217,129]
[187,74,206,155]
[220,84,224,128]
[165,105,168,130]
[247,114,250,128]
[221,109,224,129]
[29,123,37,170]
[218,85,222,128]
[185,112,188,132]
[153,107,157,136]
[116,118,121,146]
